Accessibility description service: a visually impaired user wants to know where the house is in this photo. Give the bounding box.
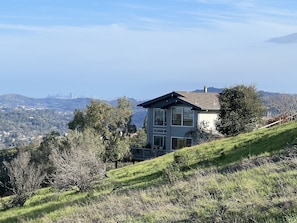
[137,88,220,154]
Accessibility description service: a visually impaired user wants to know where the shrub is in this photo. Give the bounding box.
[162,152,191,183]
[0,151,45,208]
[49,145,106,192]
[173,151,190,171]
[162,162,181,184]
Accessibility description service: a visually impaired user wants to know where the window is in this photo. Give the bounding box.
[154,108,166,126]
[172,107,182,125]
[153,135,166,150]
[172,138,192,150]
[171,107,194,126]
[183,107,194,126]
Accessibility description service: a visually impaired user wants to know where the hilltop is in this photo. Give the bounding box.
[1,120,297,222]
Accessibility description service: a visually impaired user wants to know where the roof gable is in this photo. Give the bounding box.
[138,91,220,110]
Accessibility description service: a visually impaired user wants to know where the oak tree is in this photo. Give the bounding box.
[68,97,133,167]
[216,85,266,136]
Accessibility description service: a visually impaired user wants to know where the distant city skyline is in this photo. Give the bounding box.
[1,1,297,100]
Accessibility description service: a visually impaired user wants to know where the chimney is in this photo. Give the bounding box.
[204,86,208,93]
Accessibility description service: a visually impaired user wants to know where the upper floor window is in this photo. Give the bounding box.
[172,106,193,126]
[154,108,166,126]
[183,107,194,126]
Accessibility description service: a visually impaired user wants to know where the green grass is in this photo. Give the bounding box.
[2,121,297,222]
[107,120,297,188]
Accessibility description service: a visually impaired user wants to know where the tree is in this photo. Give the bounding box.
[1,151,45,208]
[216,85,266,136]
[68,97,133,167]
[65,128,105,157]
[31,131,63,177]
[114,97,133,135]
[130,128,147,148]
[262,93,297,116]
[68,109,85,131]
[104,97,133,168]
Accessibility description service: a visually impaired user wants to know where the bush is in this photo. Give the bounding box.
[49,145,106,192]
[0,151,45,208]
[162,163,181,184]
[173,152,190,171]
[162,152,190,183]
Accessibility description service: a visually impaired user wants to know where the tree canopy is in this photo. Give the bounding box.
[216,85,266,136]
[68,97,133,165]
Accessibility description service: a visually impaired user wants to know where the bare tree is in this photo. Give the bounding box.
[1,151,45,208]
[49,144,106,192]
[262,93,297,116]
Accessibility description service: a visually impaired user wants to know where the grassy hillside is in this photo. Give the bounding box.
[1,121,297,222]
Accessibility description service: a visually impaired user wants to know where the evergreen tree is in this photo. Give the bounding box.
[217,85,266,136]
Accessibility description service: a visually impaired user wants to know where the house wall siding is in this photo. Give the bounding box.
[147,106,201,151]
[147,108,154,147]
[168,106,198,150]
[198,112,219,131]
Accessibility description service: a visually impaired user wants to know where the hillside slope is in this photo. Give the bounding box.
[1,121,297,222]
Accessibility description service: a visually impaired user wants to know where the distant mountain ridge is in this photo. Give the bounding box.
[194,87,223,93]
[0,94,147,149]
[0,94,146,125]
[194,87,296,97]
[0,94,93,111]
[267,33,297,44]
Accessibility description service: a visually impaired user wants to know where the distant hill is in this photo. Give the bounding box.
[0,94,146,127]
[0,94,146,149]
[267,32,297,44]
[194,87,290,97]
[194,87,223,93]
[0,94,92,111]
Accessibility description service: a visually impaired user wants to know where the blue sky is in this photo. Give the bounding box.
[1,0,297,99]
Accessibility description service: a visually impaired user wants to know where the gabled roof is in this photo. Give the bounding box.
[138,91,220,110]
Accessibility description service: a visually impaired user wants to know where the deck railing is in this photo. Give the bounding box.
[130,147,168,161]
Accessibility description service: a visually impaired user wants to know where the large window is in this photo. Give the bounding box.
[172,107,182,125]
[154,108,166,126]
[183,107,194,126]
[171,107,193,126]
[172,138,192,150]
[153,135,166,150]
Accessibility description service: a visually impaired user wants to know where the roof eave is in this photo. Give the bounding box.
[137,91,184,108]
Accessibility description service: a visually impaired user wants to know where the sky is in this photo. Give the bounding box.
[1,0,297,100]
